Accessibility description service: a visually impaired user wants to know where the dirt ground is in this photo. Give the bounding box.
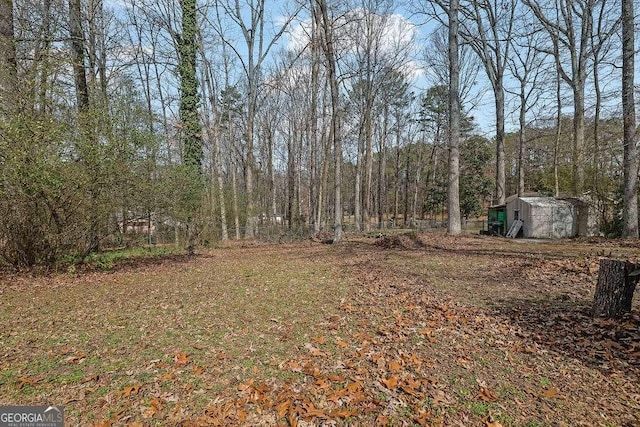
[1,233,639,426]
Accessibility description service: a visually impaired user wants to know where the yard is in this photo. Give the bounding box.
[1,233,639,426]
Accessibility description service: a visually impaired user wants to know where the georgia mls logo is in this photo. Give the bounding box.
[0,405,64,427]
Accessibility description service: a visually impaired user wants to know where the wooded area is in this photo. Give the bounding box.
[0,0,638,266]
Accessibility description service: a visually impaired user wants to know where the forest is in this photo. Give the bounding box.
[0,0,638,266]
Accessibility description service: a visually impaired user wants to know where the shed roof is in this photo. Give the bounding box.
[515,197,573,208]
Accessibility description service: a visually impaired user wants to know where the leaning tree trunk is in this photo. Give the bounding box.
[592,259,639,319]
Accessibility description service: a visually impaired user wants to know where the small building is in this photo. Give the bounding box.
[487,204,507,236]
[503,196,595,238]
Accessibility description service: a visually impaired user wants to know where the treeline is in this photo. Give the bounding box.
[0,0,637,267]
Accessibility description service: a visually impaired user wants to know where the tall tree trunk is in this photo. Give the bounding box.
[70,0,89,111]
[378,106,388,229]
[517,85,526,196]
[317,128,330,233]
[592,58,601,196]
[309,2,320,233]
[202,57,228,241]
[494,84,506,204]
[35,0,52,113]
[244,85,256,238]
[268,130,276,225]
[231,158,241,240]
[404,144,411,225]
[447,0,462,235]
[317,0,342,243]
[178,0,203,253]
[0,0,17,113]
[554,65,561,198]
[394,108,401,226]
[287,124,296,228]
[354,122,363,231]
[363,100,374,232]
[413,143,424,224]
[572,84,585,195]
[70,0,101,254]
[622,0,638,238]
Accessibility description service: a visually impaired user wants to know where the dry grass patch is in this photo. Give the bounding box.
[1,235,639,426]
[0,244,351,425]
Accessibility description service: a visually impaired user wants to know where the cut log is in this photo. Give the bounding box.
[592,259,639,319]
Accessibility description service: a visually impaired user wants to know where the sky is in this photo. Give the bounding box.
[106,0,639,138]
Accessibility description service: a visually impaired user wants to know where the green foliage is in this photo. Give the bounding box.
[0,69,198,267]
[0,113,88,266]
[178,0,203,171]
[460,136,493,219]
[83,246,183,270]
[424,179,447,216]
[602,185,624,237]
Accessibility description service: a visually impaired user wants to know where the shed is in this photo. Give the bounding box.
[506,196,577,238]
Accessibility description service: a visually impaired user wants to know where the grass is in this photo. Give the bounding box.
[81,245,185,270]
[0,235,639,425]
[0,243,352,424]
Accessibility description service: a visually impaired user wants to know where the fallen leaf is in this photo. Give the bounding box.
[120,384,141,397]
[276,400,292,419]
[477,386,498,402]
[388,360,402,372]
[312,336,326,344]
[542,387,564,399]
[376,414,390,425]
[65,353,87,364]
[335,338,349,348]
[160,371,176,381]
[381,376,399,389]
[17,376,39,388]
[175,352,190,365]
[328,408,358,418]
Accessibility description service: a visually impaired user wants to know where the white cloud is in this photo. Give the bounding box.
[285,10,422,81]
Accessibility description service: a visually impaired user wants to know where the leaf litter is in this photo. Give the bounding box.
[0,235,639,425]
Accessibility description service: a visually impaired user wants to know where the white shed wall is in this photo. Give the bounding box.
[506,197,576,238]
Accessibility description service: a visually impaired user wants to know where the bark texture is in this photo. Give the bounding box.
[622,0,638,238]
[592,259,638,319]
[447,0,461,235]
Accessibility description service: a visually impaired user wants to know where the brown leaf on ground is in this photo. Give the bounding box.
[119,384,141,398]
[477,386,498,402]
[542,386,564,399]
[65,353,86,364]
[17,376,39,388]
[335,338,349,348]
[3,236,640,426]
[174,352,190,365]
[381,376,399,389]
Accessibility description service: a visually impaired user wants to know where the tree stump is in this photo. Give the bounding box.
[592,259,639,318]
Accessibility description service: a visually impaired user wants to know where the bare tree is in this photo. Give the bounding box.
[524,0,595,195]
[459,0,516,205]
[506,11,545,196]
[590,0,621,196]
[447,0,461,234]
[424,27,481,109]
[213,0,301,238]
[344,1,416,231]
[316,0,343,242]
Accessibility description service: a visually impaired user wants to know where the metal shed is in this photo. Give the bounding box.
[506,196,577,238]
